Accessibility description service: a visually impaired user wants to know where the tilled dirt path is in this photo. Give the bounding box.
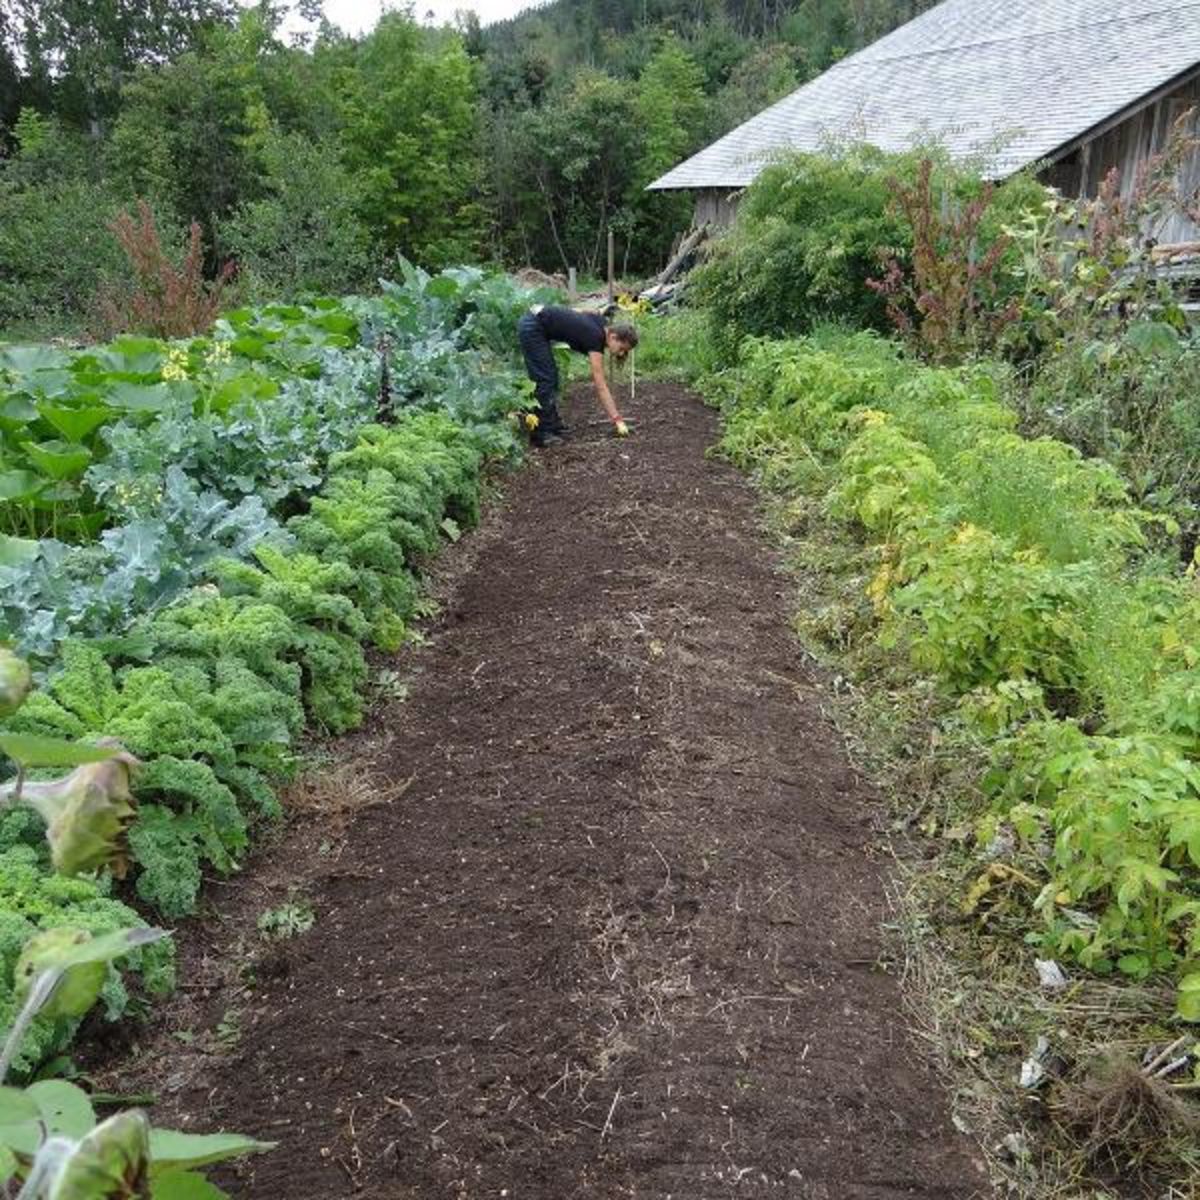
[130,382,988,1198]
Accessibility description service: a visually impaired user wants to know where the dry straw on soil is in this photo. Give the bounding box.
[281,758,412,835]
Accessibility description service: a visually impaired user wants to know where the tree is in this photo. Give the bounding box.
[105,8,328,234]
[221,128,376,296]
[0,110,132,327]
[5,0,236,133]
[629,37,706,265]
[105,41,256,231]
[0,9,22,135]
[711,42,797,135]
[336,15,483,267]
[495,69,642,275]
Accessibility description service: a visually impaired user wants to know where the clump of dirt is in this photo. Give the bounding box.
[97,381,987,1199]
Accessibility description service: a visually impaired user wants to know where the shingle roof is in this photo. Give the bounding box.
[649,0,1200,190]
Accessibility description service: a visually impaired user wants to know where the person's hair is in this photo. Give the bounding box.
[610,323,639,349]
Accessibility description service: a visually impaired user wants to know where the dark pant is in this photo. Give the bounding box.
[517,312,564,434]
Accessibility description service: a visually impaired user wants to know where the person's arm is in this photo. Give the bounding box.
[588,351,627,433]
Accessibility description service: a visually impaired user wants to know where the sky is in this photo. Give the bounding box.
[301,0,544,33]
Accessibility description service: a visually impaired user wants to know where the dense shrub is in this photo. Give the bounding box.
[220,131,377,299]
[1017,325,1200,540]
[691,146,1043,361]
[0,113,135,330]
[691,148,908,356]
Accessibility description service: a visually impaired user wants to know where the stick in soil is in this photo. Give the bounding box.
[600,1086,622,1144]
[1144,1036,1189,1077]
[650,842,671,901]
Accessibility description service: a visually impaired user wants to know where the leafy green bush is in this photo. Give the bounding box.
[889,525,1097,693]
[990,722,1200,989]
[220,131,377,299]
[692,147,909,356]
[831,410,951,542]
[1018,325,1200,536]
[690,145,1044,363]
[997,121,1200,541]
[0,112,145,331]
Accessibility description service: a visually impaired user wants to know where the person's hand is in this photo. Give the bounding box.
[613,417,630,438]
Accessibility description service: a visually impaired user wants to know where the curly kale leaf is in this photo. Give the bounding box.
[129,754,260,915]
[296,627,367,734]
[144,594,302,703]
[126,804,204,918]
[211,546,370,642]
[0,690,88,741]
[48,641,120,727]
[214,763,281,822]
[0,845,176,1075]
[107,666,237,765]
[133,756,247,878]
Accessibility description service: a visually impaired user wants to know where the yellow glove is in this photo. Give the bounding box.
[524,413,539,431]
[613,418,629,438]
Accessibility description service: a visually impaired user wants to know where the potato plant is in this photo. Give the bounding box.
[718,331,1200,1015]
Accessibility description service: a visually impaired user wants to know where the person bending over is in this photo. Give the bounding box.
[517,304,639,447]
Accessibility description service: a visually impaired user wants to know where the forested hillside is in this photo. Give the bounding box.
[478,0,937,270]
[0,0,933,333]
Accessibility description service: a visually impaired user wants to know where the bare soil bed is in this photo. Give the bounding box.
[102,382,990,1198]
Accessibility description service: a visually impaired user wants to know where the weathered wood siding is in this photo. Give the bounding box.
[1043,73,1200,243]
[692,189,741,229]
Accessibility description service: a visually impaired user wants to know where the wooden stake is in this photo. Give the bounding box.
[568,266,577,301]
[607,229,615,303]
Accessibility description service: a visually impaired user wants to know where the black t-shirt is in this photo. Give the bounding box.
[536,306,606,354]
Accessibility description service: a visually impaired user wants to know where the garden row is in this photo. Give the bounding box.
[715,330,1200,1020]
[0,267,545,1081]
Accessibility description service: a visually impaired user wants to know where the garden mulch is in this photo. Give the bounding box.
[104,381,990,1198]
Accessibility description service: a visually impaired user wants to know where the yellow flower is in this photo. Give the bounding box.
[161,346,190,382]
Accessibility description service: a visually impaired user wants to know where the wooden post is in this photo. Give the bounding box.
[568,266,577,301]
[607,229,615,303]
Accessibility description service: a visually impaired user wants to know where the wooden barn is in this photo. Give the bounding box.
[650,0,1200,247]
